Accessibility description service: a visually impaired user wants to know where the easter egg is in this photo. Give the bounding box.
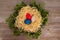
[24,19,32,25]
[26,13,32,20]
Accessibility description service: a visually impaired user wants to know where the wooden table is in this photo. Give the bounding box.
[0,0,60,40]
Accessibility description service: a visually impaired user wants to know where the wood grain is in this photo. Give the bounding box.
[0,0,60,40]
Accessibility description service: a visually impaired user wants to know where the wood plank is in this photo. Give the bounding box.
[0,0,60,40]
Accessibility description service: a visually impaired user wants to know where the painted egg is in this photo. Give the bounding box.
[24,19,32,25]
[26,13,32,20]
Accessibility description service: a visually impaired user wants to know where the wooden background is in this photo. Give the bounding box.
[0,0,60,40]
